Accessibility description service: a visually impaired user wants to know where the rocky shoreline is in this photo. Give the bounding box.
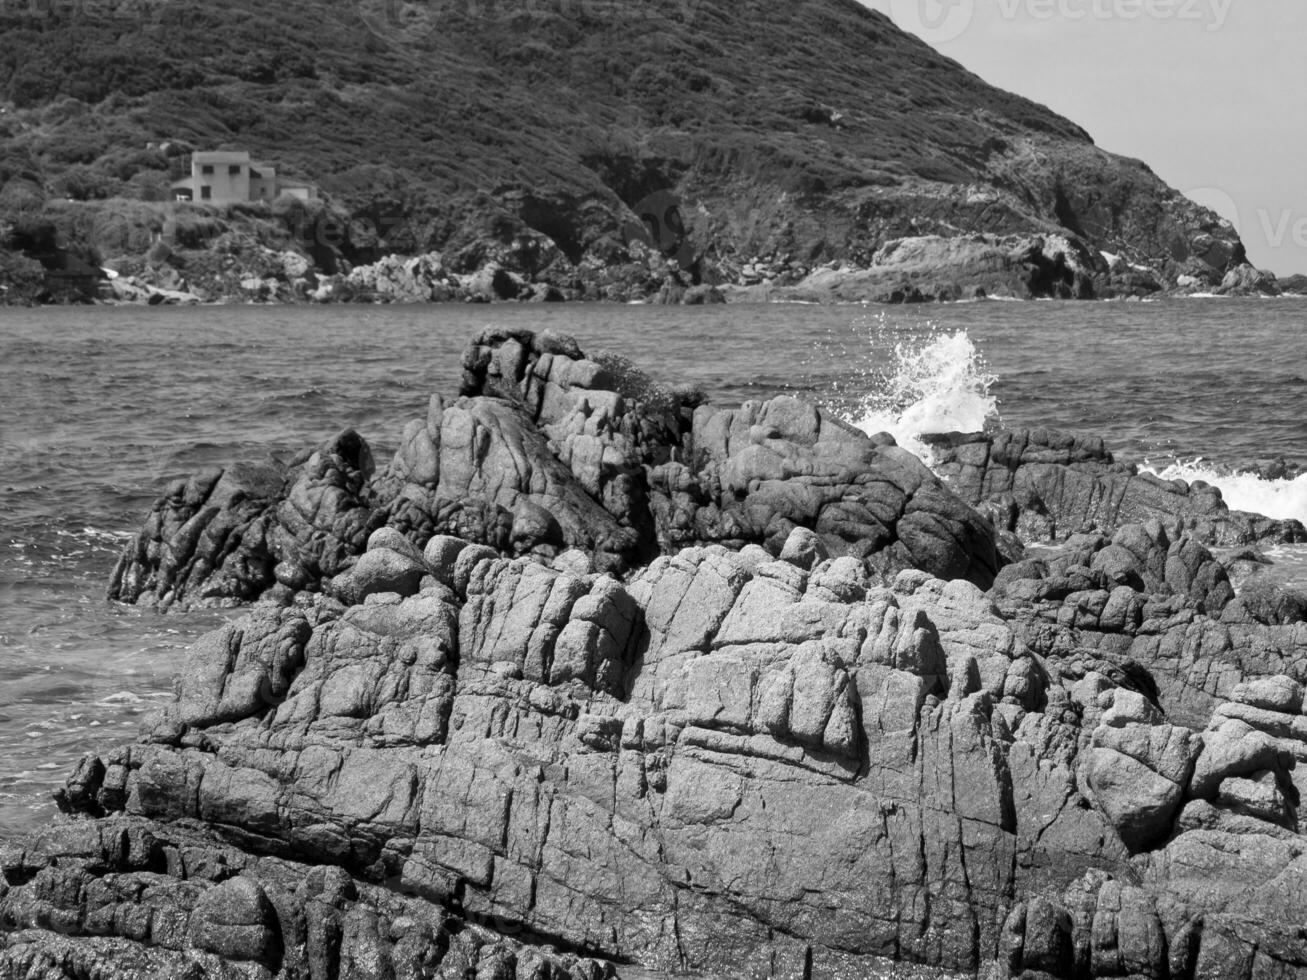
[4,330,1307,979]
[4,203,1301,308]
[13,236,1301,308]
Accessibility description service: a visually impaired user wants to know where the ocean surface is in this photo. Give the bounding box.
[3,299,1307,835]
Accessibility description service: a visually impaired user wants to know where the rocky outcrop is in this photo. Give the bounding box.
[13,515,1307,978]
[17,332,1307,978]
[988,519,1307,729]
[109,329,1005,609]
[926,428,1307,547]
[1278,274,1307,296]
[1000,674,1307,979]
[0,537,1141,975]
[0,816,621,980]
[108,432,379,608]
[773,234,1098,304]
[1216,264,1282,297]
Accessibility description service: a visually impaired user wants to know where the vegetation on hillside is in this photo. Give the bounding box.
[0,0,1244,299]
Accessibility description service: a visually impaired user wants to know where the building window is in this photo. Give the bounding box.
[200,186,212,200]
[201,165,214,175]
[229,164,242,176]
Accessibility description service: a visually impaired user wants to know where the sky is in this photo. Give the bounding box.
[861,0,1307,276]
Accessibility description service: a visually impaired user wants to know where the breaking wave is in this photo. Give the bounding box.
[838,321,1000,461]
[1141,459,1307,525]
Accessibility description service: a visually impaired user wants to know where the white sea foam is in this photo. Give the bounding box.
[841,325,1000,461]
[1141,459,1307,525]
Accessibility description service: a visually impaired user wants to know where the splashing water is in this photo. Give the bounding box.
[1141,459,1307,525]
[838,322,1000,461]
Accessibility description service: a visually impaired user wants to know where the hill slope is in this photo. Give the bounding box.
[0,0,1256,301]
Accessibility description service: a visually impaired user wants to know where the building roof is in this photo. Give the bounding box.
[193,151,252,163]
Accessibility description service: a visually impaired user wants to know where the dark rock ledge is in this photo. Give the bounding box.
[5,331,1307,980]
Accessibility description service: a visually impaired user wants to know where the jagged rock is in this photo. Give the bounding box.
[344,252,456,302]
[19,546,1096,976]
[17,522,1307,978]
[0,818,616,980]
[1218,770,1291,825]
[991,524,1307,728]
[1216,263,1281,297]
[1081,689,1200,850]
[927,428,1306,547]
[108,330,1007,607]
[1221,578,1307,625]
[40,330,1307,980]
[107,459,289,608]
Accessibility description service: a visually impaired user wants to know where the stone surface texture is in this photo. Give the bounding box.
[109,330,1004,610]
[7,332,1307,979]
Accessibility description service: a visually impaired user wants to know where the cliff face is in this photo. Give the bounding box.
[0,0,1255,301]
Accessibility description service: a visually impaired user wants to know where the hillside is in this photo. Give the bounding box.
[0,0,1261,302]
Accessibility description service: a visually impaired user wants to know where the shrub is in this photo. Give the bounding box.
[51,165,124,201]
[589,349,703,417]
[0,249,48,304]
[124,171,173,202]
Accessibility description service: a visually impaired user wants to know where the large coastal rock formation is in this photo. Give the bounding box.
[106,333,1304,615]
[108,329,1002,610]
[8,519,1307,978]
[8,332,1307,979]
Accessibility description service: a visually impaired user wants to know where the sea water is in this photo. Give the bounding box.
[2,299,1306,833]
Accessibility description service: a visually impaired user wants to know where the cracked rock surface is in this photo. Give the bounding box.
[8,332,1307,979]
[108,329,1003,610]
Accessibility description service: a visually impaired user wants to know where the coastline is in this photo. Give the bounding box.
[4,199,1296,309]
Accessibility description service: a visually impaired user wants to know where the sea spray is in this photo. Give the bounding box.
[829,318,1000,461]
[1141,459,1307,525]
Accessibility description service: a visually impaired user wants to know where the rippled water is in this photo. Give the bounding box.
[2,299,1306,833]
